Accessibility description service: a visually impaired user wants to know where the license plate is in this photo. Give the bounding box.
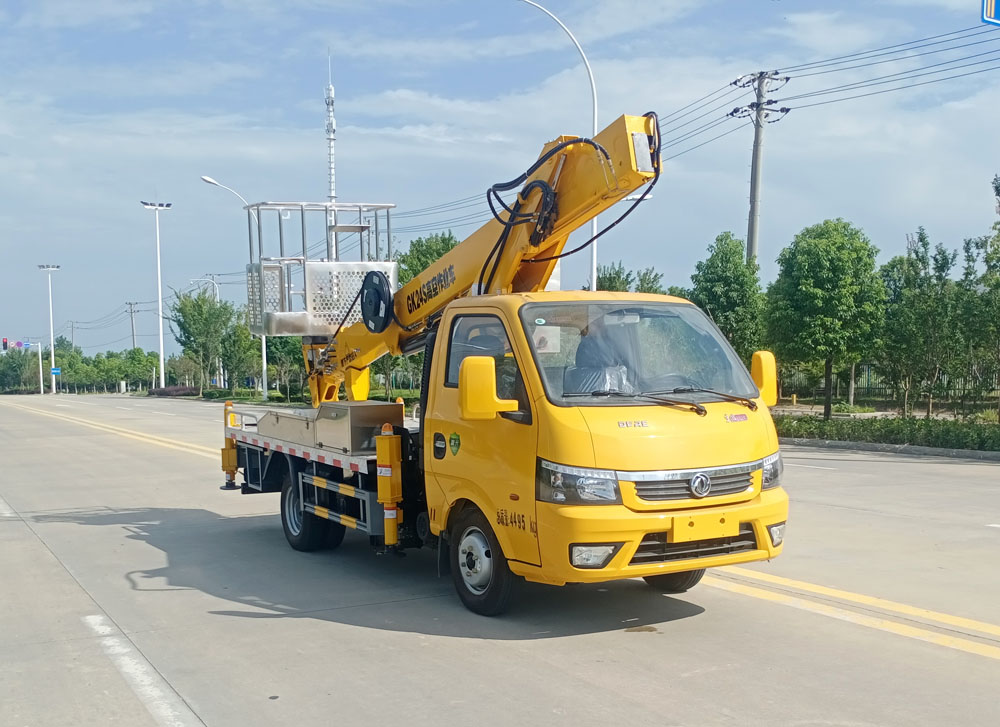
[669,512,738,543]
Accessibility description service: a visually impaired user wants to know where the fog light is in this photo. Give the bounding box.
[768,522,786,547]
[570,544,621,569]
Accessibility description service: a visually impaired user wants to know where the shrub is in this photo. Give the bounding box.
[150,386,199,397]
[831,402,875,413]
[773,415,1000,452]
[266,391,285,402]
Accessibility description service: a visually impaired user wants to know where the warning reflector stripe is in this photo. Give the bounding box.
[377,465,392,477]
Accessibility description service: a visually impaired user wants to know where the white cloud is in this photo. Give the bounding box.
[767,12,899,55]
[14,0,155,29]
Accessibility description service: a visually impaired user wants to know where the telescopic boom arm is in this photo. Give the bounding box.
[305,113,660,405]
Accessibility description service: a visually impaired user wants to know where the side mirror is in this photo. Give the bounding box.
[751,350,778,407]
[459,356,518,421]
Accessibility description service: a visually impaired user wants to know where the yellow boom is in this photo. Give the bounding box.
[304,113,659,405]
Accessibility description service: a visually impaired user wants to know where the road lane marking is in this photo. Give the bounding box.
[987,524,1000,529]
[0,402,217,459]
[703,577,1000,661]
[116,406,133,410]
[151,411,177,416]
[722,566,1000,638]
[83,615,203,727]
[785,463,837,470]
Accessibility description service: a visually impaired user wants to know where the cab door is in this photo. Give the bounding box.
[425,309,540,566]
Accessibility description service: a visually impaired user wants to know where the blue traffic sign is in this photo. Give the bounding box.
[986,0,999,26]
[23,342,31,349]
[51,367,61,375]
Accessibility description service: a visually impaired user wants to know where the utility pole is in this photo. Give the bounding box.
[126,302,138,350]
[70,321,75,349]
[729,72,789,264]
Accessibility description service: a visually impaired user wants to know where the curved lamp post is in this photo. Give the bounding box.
[515,0,599,289]
[201,175,268,401]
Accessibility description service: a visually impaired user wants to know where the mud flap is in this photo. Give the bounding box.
[437,532,451,577]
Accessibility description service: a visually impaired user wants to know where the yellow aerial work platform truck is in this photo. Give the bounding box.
[221,113,788,615]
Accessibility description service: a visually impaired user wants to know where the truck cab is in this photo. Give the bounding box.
[424,291,788,614]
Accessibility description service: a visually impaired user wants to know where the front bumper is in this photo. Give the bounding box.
[509,488,788,585]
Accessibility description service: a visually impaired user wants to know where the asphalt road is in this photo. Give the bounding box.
[1,393,998,727]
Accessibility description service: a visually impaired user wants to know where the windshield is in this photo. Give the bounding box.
[519,302,757,405]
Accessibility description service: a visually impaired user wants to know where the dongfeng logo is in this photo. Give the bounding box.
[689,472,712,498]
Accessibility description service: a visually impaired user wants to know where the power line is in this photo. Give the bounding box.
[783,62,1000,110]
[778,51,1000,103]
[658,89,752,137]
[791,32,1000,78]
[777,25,995,73]
[662,122,752,161]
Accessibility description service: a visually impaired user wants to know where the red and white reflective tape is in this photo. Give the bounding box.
[384,507,397,520]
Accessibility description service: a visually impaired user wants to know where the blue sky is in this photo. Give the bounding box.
[1,0,998,354]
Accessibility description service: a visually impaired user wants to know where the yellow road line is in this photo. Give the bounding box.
[0,402,217,459]
[704,577,1000,661]
[721,565,1000,638]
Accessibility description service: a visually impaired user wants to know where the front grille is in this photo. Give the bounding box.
[633,470,753,501]
[630,523,757,565]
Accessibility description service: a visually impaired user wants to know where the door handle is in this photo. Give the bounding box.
[432,432,447,460]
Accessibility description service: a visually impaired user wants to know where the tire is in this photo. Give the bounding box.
[449,507,514,616]
[280,466,329,552]
[327,521,346,549]
[642,569,706,593]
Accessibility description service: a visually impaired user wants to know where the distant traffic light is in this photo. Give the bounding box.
[2,338,7,351]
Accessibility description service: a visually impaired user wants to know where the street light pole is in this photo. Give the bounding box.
[190,277,220,301]
[141,201,171,388]
[192,276,224,388]
[201,175,268,401]
[516,0,598,289]
[37,265,59,394]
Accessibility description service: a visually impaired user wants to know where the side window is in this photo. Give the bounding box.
[445,315,530,416]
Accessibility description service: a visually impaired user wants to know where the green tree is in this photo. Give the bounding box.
[169,290,234,394]
[395,231,460,285]
[666,285,692,299]
[635,267,666,294]
[767,219,886,420]
[220,312,259,392]
[267,336,304,400]
[879,229,959,417]
[166,353,201,388]
[0,348,33,391]
[689,231,764,363]
[595,260,635,291]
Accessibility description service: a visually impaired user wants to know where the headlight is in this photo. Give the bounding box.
[537,459,621,505]
[761,452,784,489]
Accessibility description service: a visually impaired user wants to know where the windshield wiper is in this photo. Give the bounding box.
[563,390,706,415]
[648,386,758,410]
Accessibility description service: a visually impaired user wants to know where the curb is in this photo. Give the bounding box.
[779,437,1000,463]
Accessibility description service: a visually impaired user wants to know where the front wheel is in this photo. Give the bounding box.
[449,508,514,616]
[643,569,706,593]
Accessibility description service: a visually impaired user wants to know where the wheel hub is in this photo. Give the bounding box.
[285,484,302,536]
[457,527,492,594]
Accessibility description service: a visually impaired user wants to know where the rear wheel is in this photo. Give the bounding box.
[642,569,706,593]
[450,508,513,616]
[280,467,329,552]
